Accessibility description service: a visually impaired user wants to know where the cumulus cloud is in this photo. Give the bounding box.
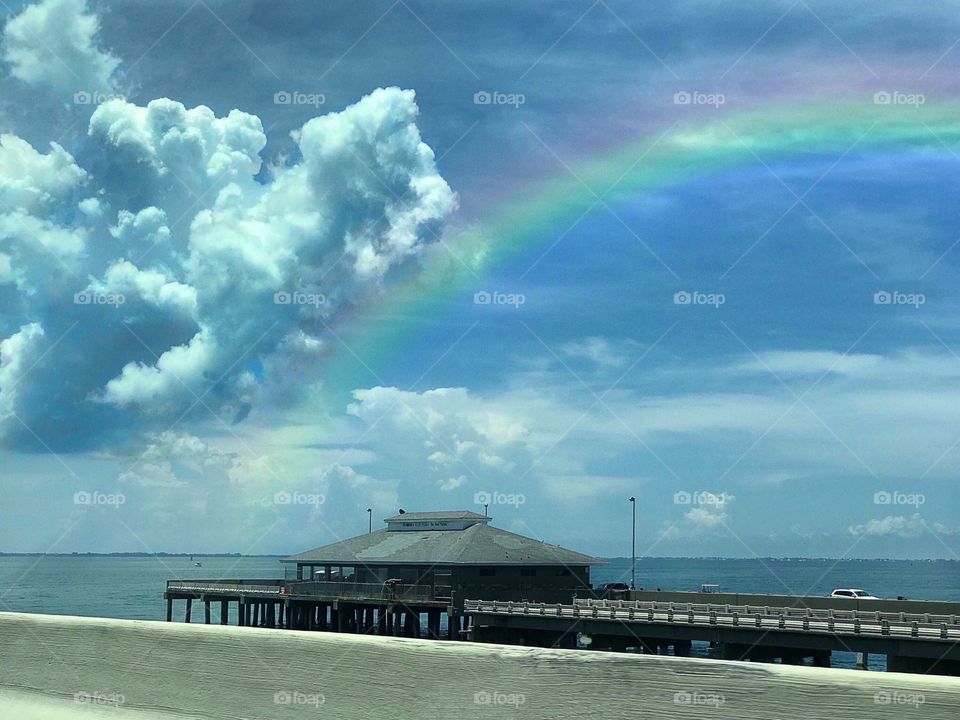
[0,322,45,422]
[848,514,932,539]
[0,86,456,451]
[2,0,119,97]
[0,134,87,214]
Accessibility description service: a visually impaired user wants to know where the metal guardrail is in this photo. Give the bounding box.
[463,598,960,642]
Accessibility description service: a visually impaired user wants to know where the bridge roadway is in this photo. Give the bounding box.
[464,597,960,674]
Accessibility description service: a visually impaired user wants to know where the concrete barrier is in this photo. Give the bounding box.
[0,612,958,718]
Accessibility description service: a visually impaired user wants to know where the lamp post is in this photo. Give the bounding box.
[629,496,636,590]
[367,508,372,534]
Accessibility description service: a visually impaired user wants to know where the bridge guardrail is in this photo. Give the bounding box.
[463,598,960,642]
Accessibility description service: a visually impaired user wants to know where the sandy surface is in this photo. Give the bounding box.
[0,611,957,718]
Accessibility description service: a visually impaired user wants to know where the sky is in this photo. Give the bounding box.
[1,0,960,561]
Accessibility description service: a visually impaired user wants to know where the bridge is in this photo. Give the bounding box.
[464,597,960,674]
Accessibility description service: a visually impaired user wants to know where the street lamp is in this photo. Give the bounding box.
[629,496,636,590]
[367,508,372,534]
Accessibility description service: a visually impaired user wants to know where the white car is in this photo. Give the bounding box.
[830,588,879,600]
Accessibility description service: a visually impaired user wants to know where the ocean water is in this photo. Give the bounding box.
[1,555,957,671]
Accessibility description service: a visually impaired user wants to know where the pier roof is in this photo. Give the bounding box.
[284,515,604,567]
[383,510,489,522]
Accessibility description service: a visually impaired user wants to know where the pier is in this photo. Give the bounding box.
[161,510,960,676]
[165,578,466,639]
[465,596,960,674]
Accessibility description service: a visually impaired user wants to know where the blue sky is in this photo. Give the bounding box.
[2,0,960,562]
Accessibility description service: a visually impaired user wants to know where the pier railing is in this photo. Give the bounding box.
[167,580,284,595]
[166,579,436,603]
[464,598,960,641]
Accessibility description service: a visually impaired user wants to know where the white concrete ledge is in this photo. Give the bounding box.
[1,612,958,719]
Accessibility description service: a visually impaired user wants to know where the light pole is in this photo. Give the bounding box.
[367,508,372,534]
[629,496,636,590]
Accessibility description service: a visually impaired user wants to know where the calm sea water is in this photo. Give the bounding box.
[2,555,956,671]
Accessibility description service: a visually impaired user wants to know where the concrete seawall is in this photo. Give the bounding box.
[0,612,957,719]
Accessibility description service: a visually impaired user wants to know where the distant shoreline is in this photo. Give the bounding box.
[0,552,284,558]
[0,553,956,561]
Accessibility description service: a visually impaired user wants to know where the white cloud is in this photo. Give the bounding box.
[2,0,119,96]
[0,323,44,422]
[560,337,626,367]
[101,329,215,408]
[848,514,932,539]
[438,475,466,491]
[0,134,86,215]
[0,86,456,446]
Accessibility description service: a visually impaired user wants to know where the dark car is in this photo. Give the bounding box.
[596,582,630,597]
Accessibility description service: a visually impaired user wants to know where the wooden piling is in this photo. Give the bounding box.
[220,600,228,625]
[165,598,172,623]
[184,599,192,624]
[204,600,211,625]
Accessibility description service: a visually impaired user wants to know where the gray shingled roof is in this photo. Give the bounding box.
[384,510,489,522]
[283,522,604,566]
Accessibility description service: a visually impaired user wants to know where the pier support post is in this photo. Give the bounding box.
[184,599,192,623]
[812,650,831,668]
[673,640,692,657]
[856,653,869,670]
[204,600,211,625]
[238,600,246,627]
[220,600,228,625]
[428,610,441,639]
[278,602,286,629]
[252,603,260,628]
[448,614,460,640]
[165,598,172,622]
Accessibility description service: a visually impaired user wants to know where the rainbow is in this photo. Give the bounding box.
[317,99,960,404]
